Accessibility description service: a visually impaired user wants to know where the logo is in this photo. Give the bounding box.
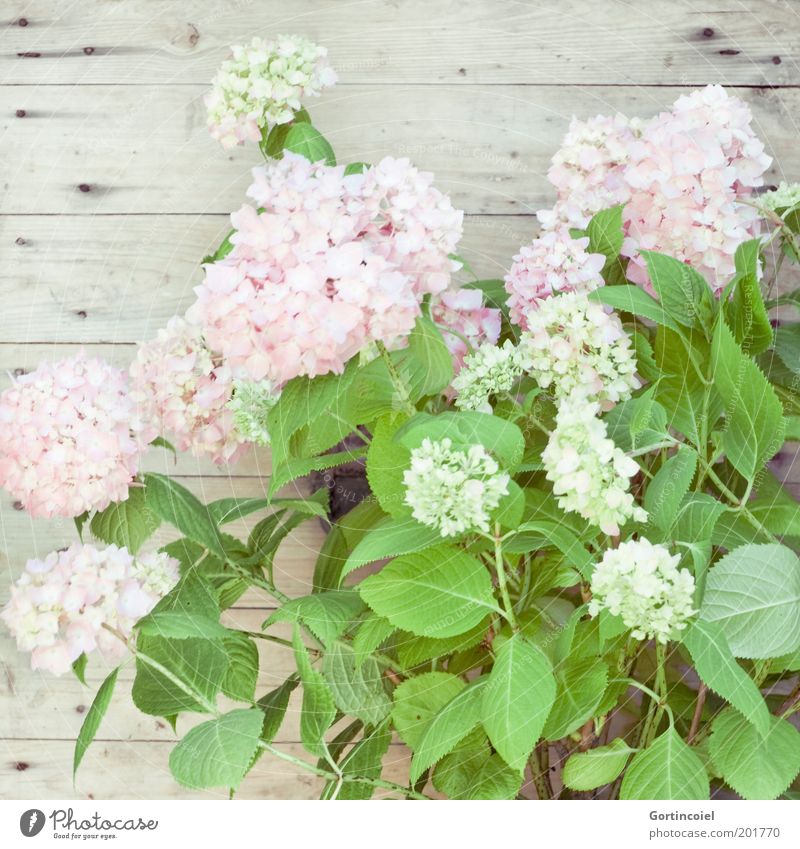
[19,809,45,837]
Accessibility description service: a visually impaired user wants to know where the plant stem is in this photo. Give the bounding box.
[376,340,416,417]
[687,683,708,745]
[493,523,518,630]
[258,742,430,800]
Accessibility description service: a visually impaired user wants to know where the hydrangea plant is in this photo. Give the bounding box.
[2,37,800,801]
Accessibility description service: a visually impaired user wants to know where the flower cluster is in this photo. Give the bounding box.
[205,35,337,148]
[226,379,280,446]
[519,292,639,409]
[452,340,524,412]
[189,153,463,384]
[0,355,142,518]
[403,438,509,537]
[129,317,246,466]
[430,288,501,375]
[504,226,606,328]
[622,85,771,293]
[759,181,800,213]
[537,113,641,231]
[588,538,695,642]
[0,544,179,676]
[542,395,647,535]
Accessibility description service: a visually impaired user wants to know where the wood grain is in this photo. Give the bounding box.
[2,84,800,215]
[0,0,797,86]
[0,214,530,343]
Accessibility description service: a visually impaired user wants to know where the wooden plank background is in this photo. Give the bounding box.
[1,0,799,800]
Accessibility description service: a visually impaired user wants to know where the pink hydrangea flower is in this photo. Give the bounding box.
[504,226,606,329]
[0,544,179,676]
[188,153,463,384]
[622,85,771,293]
[431,288,501,374]
[129,316,246,466]
[0,355,143,518]
[537,113,641,231]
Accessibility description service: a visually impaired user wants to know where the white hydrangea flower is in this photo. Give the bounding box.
[226,379,280,446]
[759,182,800,212]
[452,340,525,412]
[588,538,696,643]
[403,438,510,537]
[542,394,647,535]
[519,292,639,410]
[205,35,337,148]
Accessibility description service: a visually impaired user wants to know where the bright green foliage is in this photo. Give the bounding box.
[322,642,391,727]
[90,486,160,554]
[293,627,336,758]
[644,445,697,533]
[392,672,466,750]
[620,729,709,800]
[542,657,608,741]
[709,709,800,799]
[221,632,259,703]
[481,634,556,772]
[74,667,119,779]
[562,739,634,791]
[266,590,365,648]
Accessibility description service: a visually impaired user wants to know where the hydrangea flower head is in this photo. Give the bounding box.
[588,538,695,642]
[622,85,771,293]
[226,379,280,446]
[129,317,246,465]
[759,182,800,213]
[403,438,509,537]
[519,292,639,409]
[0,354,142,518]
[538,113,642,230]
[505,226,606,329]
[1,544,179,676]
[431,288,501,375]
[452,340,524,413]
[189,153,462,384]
[542,394,647,535]
[205,35,337,148]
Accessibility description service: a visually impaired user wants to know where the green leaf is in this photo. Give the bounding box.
[562,738,635,791]
[284,122,336,165]
[365,413,413,520]
[620,728,709,800]
[396,618,490,669]
[406,315,454,397]
[682,620,770,737]
[169,708,264,790]
[587,205,627,284]
[774,324,800,376]
[322,642,391,727]
[293,626,336,757]
[90,486,160,555]
[410,678,487,783]
[344,516,443,577]
[352,615,395,666]
[343,161,370,176]
[700,543,800,659]
[322,722,392,800]
[711,317,785,480]
[136,611,229,641]
[542,657,608,741]
[589,285,680,331]
[359,546,498,638]
[726,239,773,356]
[642,251,716,331]
[222,632,259,703]
[256,677,299,744]
[72,653,88,686]
[206,494,327,526]
[73,666,119,779]
[392,672,466,750]
[481,634,556,772]
[132,635,229,716]
[143,473,227,560]
[269,449,364,496]
[433,731,523,800]
[505,520,593,577]
[644,445,698,533]
[395,411,524,472]
[709,708,800,799]
[603,390,669,453]
[266,591,365,648]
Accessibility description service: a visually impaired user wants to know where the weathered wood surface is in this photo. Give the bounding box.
[1,0,799,801]
[2,84,800,215]
[0,1,797,86]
